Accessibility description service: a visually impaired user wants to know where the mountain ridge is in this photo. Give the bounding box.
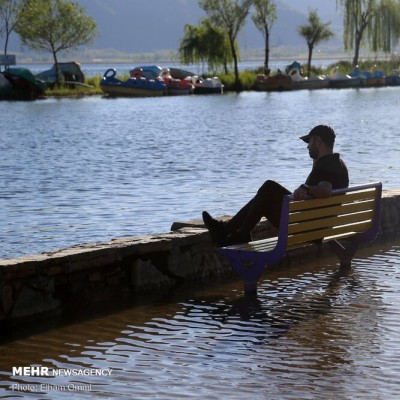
[5,0,343,57]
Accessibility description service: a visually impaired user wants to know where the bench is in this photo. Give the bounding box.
[217,182,382,293]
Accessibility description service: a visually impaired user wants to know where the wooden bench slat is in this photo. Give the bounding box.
[227,237,278,252]
[289,189,378,212]
[287,220,373,246]
[288,210,375,235]
[217,182,382,294]
[288,200,375,223]
[231,238,278,252]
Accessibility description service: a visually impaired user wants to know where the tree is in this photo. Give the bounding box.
[298,10,334,77]
[251,0,277,73]
[179,19,233,74]
[337,0,400,66]
[199,0,253,91]
[0,0,28,55]
[16,0,97,82]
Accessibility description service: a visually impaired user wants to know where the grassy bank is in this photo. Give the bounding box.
[44,58,400,96]
[45,75,103,96]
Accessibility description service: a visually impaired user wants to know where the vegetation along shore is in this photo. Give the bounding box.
[3,0,400,96]
[44,57,400,97]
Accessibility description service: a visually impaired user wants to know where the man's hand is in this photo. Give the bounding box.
[293,184,308,201]
[293,181,332,201]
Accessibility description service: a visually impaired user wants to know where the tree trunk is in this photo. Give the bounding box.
[53,51,60,85]
[307,44,313,78]
[4,36,9,55]
[353,31,362,67]
[264,26,270,74]
[4,21,10,55]
[230,36,241,92]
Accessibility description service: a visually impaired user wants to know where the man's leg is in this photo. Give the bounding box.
[226,180,291,242]
[203,180,291,245]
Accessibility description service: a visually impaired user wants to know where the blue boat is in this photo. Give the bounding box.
[100,68,167,97]
[385,69,400,86]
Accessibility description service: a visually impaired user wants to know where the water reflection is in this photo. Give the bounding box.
[1,242,400,398]
[1,88,400,258]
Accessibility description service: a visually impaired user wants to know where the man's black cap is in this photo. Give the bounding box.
[300,125,336,147]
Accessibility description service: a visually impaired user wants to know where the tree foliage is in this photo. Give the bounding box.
[179,18,233,73]
[199,0,253,91]
[16,0,97,81]
[0,0,28,54]
[298,10,334,77]
[338,0,400,66]
[251,0,276,73]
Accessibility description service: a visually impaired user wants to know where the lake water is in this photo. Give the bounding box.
[1,80,399,259]
[1,242,400,399]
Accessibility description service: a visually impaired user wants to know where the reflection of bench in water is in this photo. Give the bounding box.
[218,182,382,293]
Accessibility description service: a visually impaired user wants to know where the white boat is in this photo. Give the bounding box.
[288,68,329,90]
[327,67,362,88]
[185,75,223,94]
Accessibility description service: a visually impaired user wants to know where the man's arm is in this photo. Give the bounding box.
[293,181,332,201]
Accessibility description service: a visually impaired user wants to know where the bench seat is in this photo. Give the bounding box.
[217,182,382,293]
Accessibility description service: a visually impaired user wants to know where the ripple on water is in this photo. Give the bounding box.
[1,89,400,258]
[0,243,399,398]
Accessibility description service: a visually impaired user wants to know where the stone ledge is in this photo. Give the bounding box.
[0,189,399,328]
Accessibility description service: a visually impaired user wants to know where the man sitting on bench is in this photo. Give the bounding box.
[202,124,349,246]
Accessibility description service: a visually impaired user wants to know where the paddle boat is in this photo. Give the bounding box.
[100,68,167,97]
[130,65,163,80]
[286,62,329,90]
[35,61,85,86]
[159,68,194,95]
[1,67,46,100]
[184,75,223,94]
[385,69,400,86]
[254,69,293,91]
[327,66,362,88]
[131,65,194,95]
[350,65,385,87]
[167,67,223,94]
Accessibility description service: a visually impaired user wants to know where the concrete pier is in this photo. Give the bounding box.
[1,189,399,328]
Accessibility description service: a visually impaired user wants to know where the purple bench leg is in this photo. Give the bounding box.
[328,239,360,268]
[227,253,270,294]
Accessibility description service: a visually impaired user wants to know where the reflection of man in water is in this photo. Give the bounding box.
[202,125,349,246]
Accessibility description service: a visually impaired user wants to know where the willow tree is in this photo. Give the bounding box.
[0,0,29,55]
[16,0,97,82]
[338,0,400,66]
[298,10,334,77]
[179,19,233,74]
[251,0,277,73]
[199,0,253,91]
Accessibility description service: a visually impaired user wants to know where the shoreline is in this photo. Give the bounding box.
[1,188,399,331]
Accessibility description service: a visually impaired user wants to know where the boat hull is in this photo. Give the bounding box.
[1,68,46,100]
[166,88,193,95]
[328,77,362,88]
[362,77,386,87]
[101,84,166,97]
[193,86,223,94]
[255,74,293,91]
[386,75,400,86]
[292,79,329,90]
[100,69,167,97]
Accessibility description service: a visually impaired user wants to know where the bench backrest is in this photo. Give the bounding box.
[279,182,382,248]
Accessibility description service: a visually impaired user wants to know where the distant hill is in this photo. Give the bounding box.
[77,0,342,51]
[6,0,343,57]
